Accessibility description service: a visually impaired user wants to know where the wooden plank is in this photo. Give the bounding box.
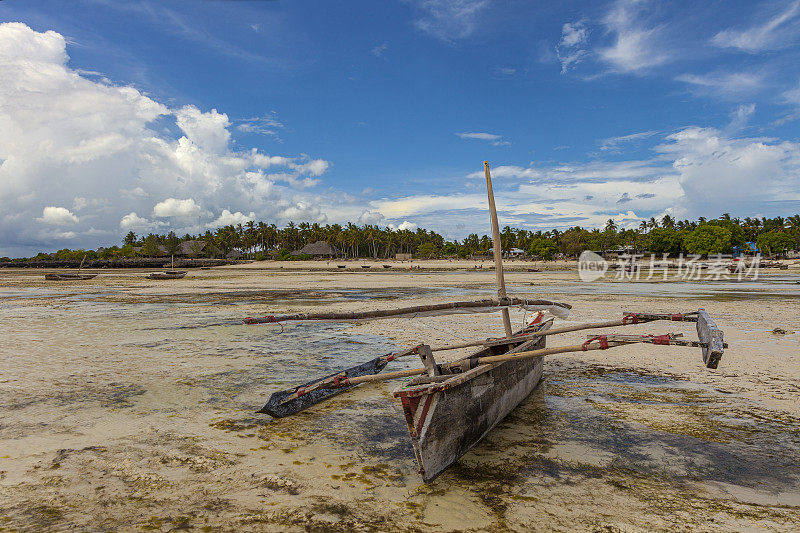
[696,308,724,369]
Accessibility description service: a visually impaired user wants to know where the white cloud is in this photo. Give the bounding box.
[656,126,800,216]
[372,194,486,218]
[293,158,329,176]
[711,1,800,52]
[785,81,800,105]
[120,212,156,231]
[412,0,490,42]
[357,210,386,225]
[236,113,284,138]
[120,187,149,199]
[0,23,336,256]
[371,42,388,57]
[174,105,231,154]
[727,103,756,132]
[38,206,78,225]
[206,209,255,228]
[456,132,510,146]
[600,130,658,151]
[557,21,589,73]
[152,198,208,218]
[676,71,764,98]
[598,0,670,73]
[397,220,418,231]
[279,202,327,223]
[367,128,800,235]
[73,197,104,211]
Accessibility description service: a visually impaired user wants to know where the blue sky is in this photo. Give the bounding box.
[1,0,800,255]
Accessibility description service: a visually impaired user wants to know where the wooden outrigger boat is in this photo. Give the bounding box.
[146,255,187,279]
[146,271,187,280]
[44,255,97,280]
[44,272,97,281]
[245,161,727,482]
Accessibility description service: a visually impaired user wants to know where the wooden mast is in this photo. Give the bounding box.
[484,161,513,338]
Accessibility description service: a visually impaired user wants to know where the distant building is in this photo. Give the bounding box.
[489,247,526,258]
[177,240,206,257]
[395,253,412,261]
[291,241,337,258]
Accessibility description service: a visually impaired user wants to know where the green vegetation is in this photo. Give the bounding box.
[6,213,800,261]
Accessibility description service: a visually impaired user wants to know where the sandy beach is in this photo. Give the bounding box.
[1,261,799,531]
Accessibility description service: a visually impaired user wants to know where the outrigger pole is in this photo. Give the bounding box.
[243,297,570,325]
[485,161,514,338]
[260,309,722,417]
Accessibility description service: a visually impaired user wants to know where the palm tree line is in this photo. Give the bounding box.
[15,213,800,262]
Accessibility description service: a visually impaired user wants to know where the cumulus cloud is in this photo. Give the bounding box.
[206,209,255,228]
[0,23,336,256]
[38,206,78,225]
[656,126,800,217]
[357,210,386,225]
[367,127,800,236]
[152,198,208,218]
[397,220,418,231]
[279,202,327,222]
[174,105,231,154]
[120,212,158,231]
[711,1,800,52]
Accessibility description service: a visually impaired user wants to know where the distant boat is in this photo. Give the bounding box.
[146,255,187,279]
[44,273,97,281]
[361,265,371,269]
[383,264,392,269]
[146,271,187,280]
[337,265,346,269]
[44,254,95,281]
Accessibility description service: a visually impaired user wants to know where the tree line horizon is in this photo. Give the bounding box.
[7,213,800,262]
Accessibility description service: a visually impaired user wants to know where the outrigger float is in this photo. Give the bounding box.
[245,161,726,482]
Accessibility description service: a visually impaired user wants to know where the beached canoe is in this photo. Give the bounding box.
[146,270,187,280]
[394,319,552,482]
[44,273,97,280]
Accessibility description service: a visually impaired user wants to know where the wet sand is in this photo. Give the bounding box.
[1,262,799,531]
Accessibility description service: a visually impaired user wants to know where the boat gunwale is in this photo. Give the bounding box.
[393,318,554,398]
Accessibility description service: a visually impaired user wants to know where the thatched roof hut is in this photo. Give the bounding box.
[177,240,206,256]
[291,240,337,257]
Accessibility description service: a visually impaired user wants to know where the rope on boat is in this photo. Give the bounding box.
[582,335,609,351]
[243,315,284,332]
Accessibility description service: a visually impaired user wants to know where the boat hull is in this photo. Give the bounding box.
[394,321,549,482]
[146,271,187,279]
[44,273,97,280]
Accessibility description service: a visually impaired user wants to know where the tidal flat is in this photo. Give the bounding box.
[1,262,799,531]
